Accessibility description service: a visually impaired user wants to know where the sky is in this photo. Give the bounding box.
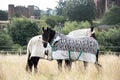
[0,0,59,10]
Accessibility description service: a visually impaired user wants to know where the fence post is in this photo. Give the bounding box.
[19,48,21,55]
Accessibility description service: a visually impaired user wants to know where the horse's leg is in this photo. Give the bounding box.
[27,57,33,72]
[33,57,40,73]
[83,61,88,70]
[64,60,72,71]
[94,50,102,72]
[57,60,62,71]
[26,53,33,72]
[95,61,102,72]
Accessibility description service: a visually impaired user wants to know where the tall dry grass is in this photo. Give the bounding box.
[0,54,120,80]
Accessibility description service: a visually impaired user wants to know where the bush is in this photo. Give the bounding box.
[102,6,120,25]
[55,21,90,34]
[45,15,66,28]
[0,31,13,50]
[96,27,120,52]
[8,18,39,46]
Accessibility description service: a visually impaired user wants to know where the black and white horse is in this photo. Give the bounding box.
[25,35,71,72]
[42,27,102,71]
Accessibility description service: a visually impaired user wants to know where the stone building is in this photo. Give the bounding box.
[8,4,40,19]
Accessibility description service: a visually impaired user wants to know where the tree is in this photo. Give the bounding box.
[45,17,56,28]
[0,31,13,50]
[45,15,66,28]
[96,27,120,52]
[46,8,52,16]
[34,6,41,19]
[56,0,66,15]
[8,18,39,46]
[102,6,120,25]
[63,0,96,25]
[0,10,8,20]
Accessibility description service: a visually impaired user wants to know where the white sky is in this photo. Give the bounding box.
[0,0,59,10]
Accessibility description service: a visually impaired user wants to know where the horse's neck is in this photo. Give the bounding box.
[54,32,66,39]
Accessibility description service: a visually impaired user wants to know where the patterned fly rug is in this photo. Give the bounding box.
[44,31,99,63]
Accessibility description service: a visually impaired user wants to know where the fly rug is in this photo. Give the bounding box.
[42,27,102,71]
[26,35,52,73]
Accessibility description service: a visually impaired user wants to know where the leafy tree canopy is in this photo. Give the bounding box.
[0,10,8,20]
[96,27,120,52]
[63,0,96,25]
[8,18,39,46]
[102,6,120,25]
[0,31,13,50]
[45,15,66,28]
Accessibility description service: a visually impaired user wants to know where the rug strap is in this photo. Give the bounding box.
[68,50,72,61]
[77,51,82,60]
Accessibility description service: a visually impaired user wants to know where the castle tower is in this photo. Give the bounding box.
[28,5,34,18]
[8,4,14,19]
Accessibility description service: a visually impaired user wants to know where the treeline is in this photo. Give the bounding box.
[0,17,120,52]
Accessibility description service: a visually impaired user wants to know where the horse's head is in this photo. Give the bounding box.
[90,26,96,39]
[42,27,55,48]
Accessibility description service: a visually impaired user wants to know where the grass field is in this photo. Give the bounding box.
[0,54,120,80]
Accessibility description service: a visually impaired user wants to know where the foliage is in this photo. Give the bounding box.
[0,10,8,20]
[12,13,21,18]
[0,30,13,50]
[56,0,66,15]
[45,15,66,28]
[46,8,52,16]
[34,9,41,18]
[8,18,39,46]
[54,21,90,34]
[96,27,120,52]
[63,0,96,24]
[45,17,56,28]
[39,20,48,28]
[102,6,120,25]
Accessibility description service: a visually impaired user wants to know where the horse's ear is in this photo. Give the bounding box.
[42,27,45,32]
[90,26,94,32]
[47,27,51,30]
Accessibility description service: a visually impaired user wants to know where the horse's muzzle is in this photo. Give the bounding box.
[42,41,48,48]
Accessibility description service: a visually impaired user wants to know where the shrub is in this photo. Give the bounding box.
[0,31,13,50]
[102,6,120,25]
[96,27,120,52]
[8,18,39,46]
[56,21,90,34]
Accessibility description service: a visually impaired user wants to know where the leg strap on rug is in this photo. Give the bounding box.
[77,51,82,60]
[68,50,83,61]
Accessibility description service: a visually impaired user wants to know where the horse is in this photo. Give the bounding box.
[25,35,71,72]
[57,27,97,70]
[25,35,52,73]
[42,27,102,71]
